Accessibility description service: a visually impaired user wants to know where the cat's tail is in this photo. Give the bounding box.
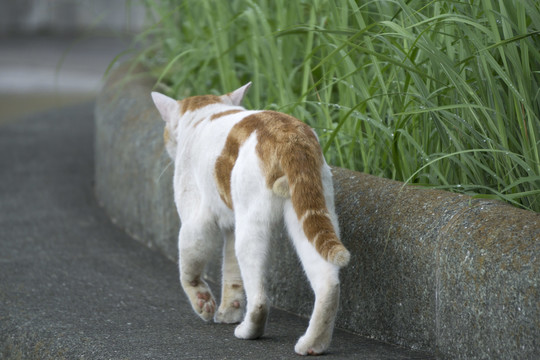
[279,144,350,268]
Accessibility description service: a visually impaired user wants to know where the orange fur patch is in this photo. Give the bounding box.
[179,95,221,114]
[163,127,170,145]
[210,109,243,121]
[214,111,348,265]
[215,111,322,204]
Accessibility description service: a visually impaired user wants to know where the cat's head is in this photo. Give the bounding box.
[151,82,252,159]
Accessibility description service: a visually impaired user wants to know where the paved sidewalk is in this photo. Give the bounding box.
[0,34,131,123]
[0,104,432,359]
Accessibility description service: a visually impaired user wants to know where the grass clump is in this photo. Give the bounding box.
[134,0,540,212]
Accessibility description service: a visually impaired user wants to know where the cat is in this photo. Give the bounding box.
[151,82,350,355]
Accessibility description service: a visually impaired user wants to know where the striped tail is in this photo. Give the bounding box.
[280,131,350,267]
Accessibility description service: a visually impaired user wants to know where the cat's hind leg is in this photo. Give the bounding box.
[229,134,279,339]
[232,215,271,339]
[215,229,245,324]
[178,219,220,321]
[284,201,341,356]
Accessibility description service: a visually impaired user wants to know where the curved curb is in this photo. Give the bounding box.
[95,64,539,359]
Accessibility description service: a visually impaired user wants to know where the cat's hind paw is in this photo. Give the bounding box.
[234,320,264,340]
[233,302,268,339]
[294,335,330,356]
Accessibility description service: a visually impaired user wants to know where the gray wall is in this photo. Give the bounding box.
[0,0,145,35]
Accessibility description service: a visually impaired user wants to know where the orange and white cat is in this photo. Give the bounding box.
[151,83,350,355]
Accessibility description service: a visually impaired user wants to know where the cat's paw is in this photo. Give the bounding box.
[294,335,330,356]
[233,303,268,339]
[214,299,244,324]
[181,278,217,321]
[195,291,216,321]
[215,283,245,324]
[234,320,264,340]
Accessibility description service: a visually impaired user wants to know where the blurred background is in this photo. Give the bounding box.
[0,0,145,123]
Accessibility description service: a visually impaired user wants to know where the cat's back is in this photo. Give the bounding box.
[178,97,260,158]
[179,94,312,144]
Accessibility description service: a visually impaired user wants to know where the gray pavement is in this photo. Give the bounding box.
[0,103,433,359]
[0,34,132,123]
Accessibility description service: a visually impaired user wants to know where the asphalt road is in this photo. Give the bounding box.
[0,34,131,124]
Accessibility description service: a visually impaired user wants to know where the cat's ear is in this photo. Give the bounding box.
[151,92,179,122]
[226,82,252,106]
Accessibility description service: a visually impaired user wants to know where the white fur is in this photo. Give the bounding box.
[151,85,344,355]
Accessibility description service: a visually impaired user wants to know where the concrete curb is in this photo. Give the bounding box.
[95,64,539,359]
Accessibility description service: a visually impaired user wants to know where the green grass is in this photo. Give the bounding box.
[134,0,540,212]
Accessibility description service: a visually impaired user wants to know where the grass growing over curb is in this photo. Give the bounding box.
[134,0,540,212]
